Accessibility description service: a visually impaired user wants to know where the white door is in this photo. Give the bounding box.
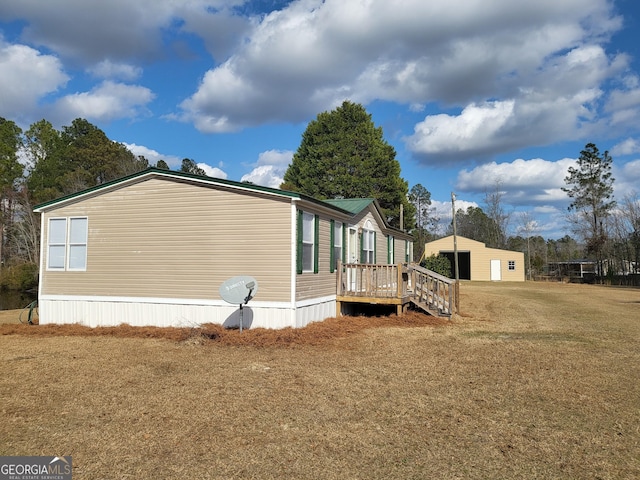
[347,228,358,290]
[348,228,358,263]
[490,259,501,281]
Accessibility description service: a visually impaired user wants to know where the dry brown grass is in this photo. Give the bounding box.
[1,282,639,479]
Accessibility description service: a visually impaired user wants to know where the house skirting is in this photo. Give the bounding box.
[38,295,337,330]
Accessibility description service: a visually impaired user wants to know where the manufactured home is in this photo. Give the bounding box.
[424,235,525,282]
[34,168,413,329]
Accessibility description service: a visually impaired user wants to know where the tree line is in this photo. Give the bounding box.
[408,143,639,281]
[0,117,209,290]
[1,105,638,291]
[282,101,639,280]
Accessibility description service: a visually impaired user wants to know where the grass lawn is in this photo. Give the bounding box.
[1,281,639,479]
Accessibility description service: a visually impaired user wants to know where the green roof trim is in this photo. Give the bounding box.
[323,198,375,214]
[324,197,410,236]
[33,167,352,215]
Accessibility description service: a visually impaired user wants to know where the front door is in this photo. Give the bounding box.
[348,227,358,263]
[347,228,358,290]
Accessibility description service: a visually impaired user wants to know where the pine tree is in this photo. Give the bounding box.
[562,143,616,277]
[282,101,414,230]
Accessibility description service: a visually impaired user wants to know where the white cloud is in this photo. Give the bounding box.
[89,60,142,81]
[124,143,228,178]
[405,100,516,158]
[404,43,623,164]
[433,198,478,221]
[178,5,251,62]
[178,0,623,137]
[456,158,576,206]
[610,159,640,199]
[241,165,284,188]
[606,86,640,126]
[622,159,640,178]
[1,0,244,63]
[240,149,293,188]
[533,205,561,215]
[431,198,479,235]
[0,39,69,123]
[198,163,228,179]
[611,138,640,156]
[123,143,181,168]
[3,0,631,159]
[256,149,293,167]
[52,80,155,123]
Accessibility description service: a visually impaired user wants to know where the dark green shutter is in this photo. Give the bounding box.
[360,231,364,263]
[330,219,335,273]
[296,210,303,274]
[314,214,319,274]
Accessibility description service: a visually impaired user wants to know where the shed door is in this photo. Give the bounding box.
[490,259,501,281]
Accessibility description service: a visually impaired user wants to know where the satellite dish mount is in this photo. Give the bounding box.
[219,276,258,332]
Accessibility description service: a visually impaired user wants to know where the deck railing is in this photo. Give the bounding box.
[408,264,455,316]
[337,261,455,317]
[337,262,406,299]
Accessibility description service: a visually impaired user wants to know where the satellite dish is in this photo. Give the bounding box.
[219,276,258,331]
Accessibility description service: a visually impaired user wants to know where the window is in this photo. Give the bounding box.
[508,260,516,271]
[330,220,343,273]
[388,235,395,264]
[48,218,67,269]
[68,217,88,270]
[302,212,314,272]
[297,211,318,273]
[47,217,88,271]
[362,220,375,264]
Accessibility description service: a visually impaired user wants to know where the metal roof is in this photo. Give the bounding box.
[323,198,376,214]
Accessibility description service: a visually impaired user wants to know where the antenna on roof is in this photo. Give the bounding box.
[219,276,258,332]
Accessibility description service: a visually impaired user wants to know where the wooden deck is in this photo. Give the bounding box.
[336,262,455,318]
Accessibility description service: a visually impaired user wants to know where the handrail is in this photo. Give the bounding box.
[407,264,454,316]
[336,262,455,317]
[408,264,455,284]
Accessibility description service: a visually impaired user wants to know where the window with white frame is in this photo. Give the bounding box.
[508,260,516,271]
[388,235,394,264]
[47,217,88,270]
[362,220,375,264]
[302,212,315,272]
[68,217,88,270]
[48,218,67,269]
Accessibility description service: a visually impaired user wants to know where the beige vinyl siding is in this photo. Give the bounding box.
[40,178,293,301]
[392,236,407,263]
[296,213,339,301]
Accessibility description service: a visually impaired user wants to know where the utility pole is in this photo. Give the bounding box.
[451,192,460,314]
[526,234,532,280]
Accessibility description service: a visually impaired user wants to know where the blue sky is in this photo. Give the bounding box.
[1,0,639,240]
